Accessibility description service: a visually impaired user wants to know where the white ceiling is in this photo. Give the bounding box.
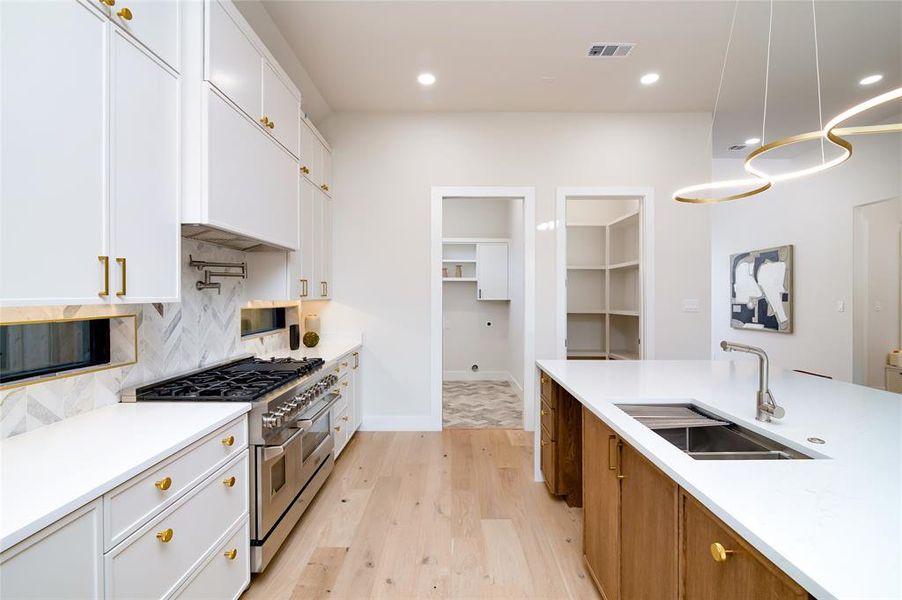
[261,1,901,155]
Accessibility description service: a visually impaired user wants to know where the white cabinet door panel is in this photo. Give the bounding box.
[0,499,103,599]
[476,243,509,300]
[206,89,297,250]
[299,120,323,187]
[0,0,108,306]
[319,193,332,299]
[206,0,261,122]
[110,0,179,71]
[295,179,317,299]
[110,30,180,303]
[321,145,332,196]
[262,62,299,157]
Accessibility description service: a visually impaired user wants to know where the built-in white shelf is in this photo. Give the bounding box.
[442,277,477,282]
[567,350,608,358]
[566,222,607,228]
[567,265,607,270]
[608,309,639,317]
[607,209,640,228]
[608,260,639,270]
[568,309,607,315]
[609,349,640,360]
[442,259,477,263]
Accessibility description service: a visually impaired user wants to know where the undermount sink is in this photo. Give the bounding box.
[617,404,813,460]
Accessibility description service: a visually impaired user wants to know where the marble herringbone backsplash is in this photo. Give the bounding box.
[0,239,298,438]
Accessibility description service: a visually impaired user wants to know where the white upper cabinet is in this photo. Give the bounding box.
[262,61,300,156]
[476,243,509,300]
[299,119,323,185]
[206,88,299,250]
[206,0,262,121]
[109,30,180,303]
[318,192,333,299]
[109,0,180,71]
[2,1,103,306]
[297,179,317,299]
[321,144,333,196]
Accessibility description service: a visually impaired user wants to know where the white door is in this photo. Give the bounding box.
[0,0,108,306]
[0,499,103,599]
[262,62,299,157]
[294,178,317,299]
[319,192,333,299]
[206,0,261,121]
[476,243,509,300]
[109,30,180,303]
[108,0,179,71]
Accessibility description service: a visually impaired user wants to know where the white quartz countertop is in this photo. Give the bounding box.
[0,402,249,553]
[536,359,902,600]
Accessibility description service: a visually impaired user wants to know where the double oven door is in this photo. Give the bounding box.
[253,391,339,540]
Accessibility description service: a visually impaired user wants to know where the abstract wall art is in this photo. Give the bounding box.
[730,245,793,333]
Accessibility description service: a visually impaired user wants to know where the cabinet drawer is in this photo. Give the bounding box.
[104,417,246,550]
[540,371,556,407]
[106,453,248,599]
[540,399,554,438]
[111,0,179,71]
[540,426,557,493]
[174,517,249,600]
[681,493,806,599]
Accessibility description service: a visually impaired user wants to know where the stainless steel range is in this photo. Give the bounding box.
[122,355,342,572]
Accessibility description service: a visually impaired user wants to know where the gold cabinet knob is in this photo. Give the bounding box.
[156,528,173,543]
[540,439,547,447]
[341,415,349,422]
[267,120,275,129]
[710,542,734,562]
[222,476,236,487]
[540,375,548,384]
[100,0,115,6]
[320,184,330,192]
[154,476,172,491]
[540,409,547,416]
[221,435,235,447]
[260,116,270,127]
[224,548,238,560]
[334,426,341,432]
[301,165,310,174]
[341,381,349,387]
[116,7,132,20]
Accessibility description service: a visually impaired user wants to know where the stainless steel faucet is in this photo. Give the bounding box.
[720,341,785,422]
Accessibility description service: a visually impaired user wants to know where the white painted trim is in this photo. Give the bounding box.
[507,374,524,400]
[361,416,439,432]
[442,370,511,381]
[430,186,536,437]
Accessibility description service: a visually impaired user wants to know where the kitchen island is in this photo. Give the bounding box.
[536,359,901,600]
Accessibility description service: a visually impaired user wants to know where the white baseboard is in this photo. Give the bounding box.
[442,370,511,382]
[507,374,524,400]
[361,415,439,431]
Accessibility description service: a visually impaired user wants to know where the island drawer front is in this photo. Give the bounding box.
[104,416,247,550]
[540,399,554,438]
[334,354,353,379]
[541,426,557,493]
[540,371,555,407]
[680,493,806,600]
[173,516,249,600]
[105,452,248,599]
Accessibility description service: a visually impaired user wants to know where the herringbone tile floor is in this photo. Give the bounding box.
[442,380,522,429]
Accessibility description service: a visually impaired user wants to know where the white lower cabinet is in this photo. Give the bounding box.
[0,415,250,600]
[331,350,361,458]
[0,500,103,599]
[351,351,362,432]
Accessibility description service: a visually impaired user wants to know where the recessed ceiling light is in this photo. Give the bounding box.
[417,73,436,86]
[859,74,883,86]
[640,73,660,85]
[744,137,761,145]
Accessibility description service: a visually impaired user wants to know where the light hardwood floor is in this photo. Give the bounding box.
[243,430,600,599]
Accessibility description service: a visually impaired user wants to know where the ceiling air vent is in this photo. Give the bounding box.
[587,43,635,58]
[728,144,747,151]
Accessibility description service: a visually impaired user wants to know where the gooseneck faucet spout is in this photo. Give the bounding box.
[720,341,785,422]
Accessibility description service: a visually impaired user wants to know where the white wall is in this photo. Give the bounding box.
[710,134,902,380]
[314,112,712,423]
[854,197,902,388]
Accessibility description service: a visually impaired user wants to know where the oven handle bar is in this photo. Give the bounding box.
[261,391,341,462]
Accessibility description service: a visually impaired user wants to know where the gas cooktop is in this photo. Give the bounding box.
[133,356,325,402]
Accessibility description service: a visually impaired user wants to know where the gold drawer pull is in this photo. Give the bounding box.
[301,165,310,175]
[116,7,132,20]
[224,548,238,560]
[260,116,270,127]
[98,256,110,297]
[334,426,341,433]
[341,381,349,387]
[540,409,547,416]
[222,476,236,488]
[321,184,330,192]
[100,0,115,6]
[710,542,734,562]
[540,375,548,384]
[154,477,172,491]
[540,439,547,447]
[608,435,617,471]
[156,528,173,543]
[115,257,126,296]
[221,435,235,446]
[342,362,349,367]
[341,415,349,422]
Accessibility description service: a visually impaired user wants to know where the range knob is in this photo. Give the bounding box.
[262,413,281,429]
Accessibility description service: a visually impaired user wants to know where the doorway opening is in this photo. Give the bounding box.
[430,187,536,431]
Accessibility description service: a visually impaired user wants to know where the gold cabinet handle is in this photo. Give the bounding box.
[299,279,308,297]
[154,476,172,491]
[221,435,235,446]
[710,542,734,562]
[115,257,126,296]
[321,281,328,296]
[301,165,310,175]
[224,548,238,560]
[100,0,115,6]
[341,415,349,422]
[98,256,110,297]
[608,435,618,471]
[222,476,236,488]
[342,362,349,368]
[353,352,359,369]
[116,7,132,20]
[616,441,625,480]
[156,528,173,543]
[334,425,341,432]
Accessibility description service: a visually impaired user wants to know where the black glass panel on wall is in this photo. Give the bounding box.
[0,319,112,384]
[240,307,287,337]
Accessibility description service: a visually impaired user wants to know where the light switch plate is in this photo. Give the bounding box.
[682,299,700,313]
[836,300,845,313]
